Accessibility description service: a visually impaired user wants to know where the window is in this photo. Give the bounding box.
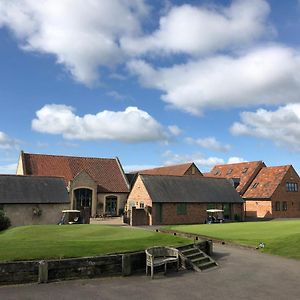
[242,167,248,174]
[252,182,259,189]
[214,170,221,176]
[275,201,280,211]
[286,182,298,192]
[227,169,233,175]
[177,203,187,215]
[282,201,288,211]
[140,202,145,209]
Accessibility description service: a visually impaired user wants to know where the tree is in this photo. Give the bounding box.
[0,210,11,231]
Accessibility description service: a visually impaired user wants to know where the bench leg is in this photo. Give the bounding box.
[164,263,167,275]
[146,265,148,276]
[151,265,154,279]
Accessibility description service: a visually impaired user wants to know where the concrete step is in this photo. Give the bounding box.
[186,252,205,260]
[178,245,218,273]
[191,256,210,264]
[181,248,199,256]
[198,261,218,271]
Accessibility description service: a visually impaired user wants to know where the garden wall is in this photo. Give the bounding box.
[0,241,210,285]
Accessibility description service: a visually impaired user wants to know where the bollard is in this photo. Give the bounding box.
[38,260,48,283]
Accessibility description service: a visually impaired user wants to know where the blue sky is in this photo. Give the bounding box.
[0,0,300,174]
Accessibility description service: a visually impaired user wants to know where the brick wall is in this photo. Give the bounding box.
[127,176,153,224]
[152,203,207,225]
[245,200,272,219]
[245,167,300,219]
[271,167,300,218]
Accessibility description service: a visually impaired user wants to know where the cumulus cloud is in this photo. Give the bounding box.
[186,137,230,152]
[227,157,246,164]
[123,164,159,173]
[0,163,17,174]
[122,0,272,56]
[230,103,300,152]
[0,0,149,85]
[0,131,19,149]
[162,150,244,171]
[128,45,300,115]
[32,104,168,143]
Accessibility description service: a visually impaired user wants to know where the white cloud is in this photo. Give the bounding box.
[123,164,159,173]
[162,150,243,171]
[128,45,300,115]
[32,104,167,143]
[0,0,149,85]
[230,103,300,152]
[0,163,17,174]
[106,91,124,101]
[0,131,19,149]
[122,0,272,56]
[168,125,182,136]
[227,157,246,164]
[186,137,230,152]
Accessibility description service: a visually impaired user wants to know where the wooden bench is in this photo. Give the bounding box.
[145,246,179,279]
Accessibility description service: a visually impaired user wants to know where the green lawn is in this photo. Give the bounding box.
[0,225,190,262]
[165,220,300,260]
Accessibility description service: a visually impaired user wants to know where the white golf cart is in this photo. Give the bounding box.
[206,209,224,224]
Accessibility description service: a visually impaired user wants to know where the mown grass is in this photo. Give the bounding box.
[0,224,190,262]
[165,220,300,260]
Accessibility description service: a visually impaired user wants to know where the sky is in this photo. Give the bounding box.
[0,0,300,174]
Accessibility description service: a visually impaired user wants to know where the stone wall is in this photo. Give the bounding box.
[3,203,69,227]
[0,260,39,285]
[0,242,211,285]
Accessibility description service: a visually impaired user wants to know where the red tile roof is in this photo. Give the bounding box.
[22,152,129,193]
[132,163,202,176]
[205,161,265,195]
[243,165,292,199]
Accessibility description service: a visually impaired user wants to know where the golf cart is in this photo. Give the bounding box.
[58,210,81,225]
[206,209,224,224]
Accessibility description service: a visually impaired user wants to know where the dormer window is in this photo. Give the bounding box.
[227,169,233,175]
[242,167,248,174]
[214,170,221,176]
[252,182,259,189]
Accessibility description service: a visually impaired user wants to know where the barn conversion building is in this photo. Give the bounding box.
[16,151,130,217]
[0,175,69,226]
[127,174,244,225]
[205,162,300,219]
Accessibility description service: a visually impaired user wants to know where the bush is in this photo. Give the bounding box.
[0,210,11,231]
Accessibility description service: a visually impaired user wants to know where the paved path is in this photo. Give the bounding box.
[1,244,300,300]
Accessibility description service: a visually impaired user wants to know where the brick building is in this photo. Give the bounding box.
[127,162,203,188]
[243,165,300,219]
[127,174,244,225]
[205,162,300,219]
[16,151,130,217]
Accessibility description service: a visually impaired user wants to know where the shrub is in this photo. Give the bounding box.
[0,210,11,231]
